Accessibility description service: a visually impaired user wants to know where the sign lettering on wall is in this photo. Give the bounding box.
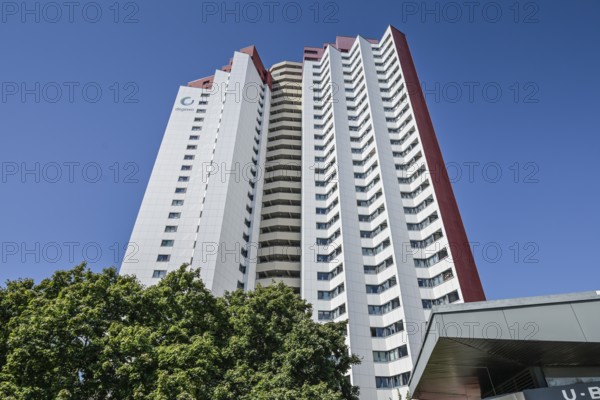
[523,383,600,400]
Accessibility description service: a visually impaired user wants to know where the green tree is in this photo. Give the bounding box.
[214,284,359,400]
[0,264,360,400]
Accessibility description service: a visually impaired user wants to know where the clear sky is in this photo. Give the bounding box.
[1,0,599,300]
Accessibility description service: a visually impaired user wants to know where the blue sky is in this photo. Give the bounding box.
[1,0,599,300]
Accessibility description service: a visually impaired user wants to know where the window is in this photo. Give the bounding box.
[368,297,400,315]
[318,303,346,321]
[371,321,404,338]
[194,117,204,122]
[411,230,443,249]
[184,155,195,160]
[161,240,174,247]
[178,176,189,182]
[362,238,391,256]
[414,248,448,268]
[317,264,343,281]
[316,213,339,229]
[373,345,408,363]
[171,200,184,206]
[175,188,187,194]
[317,283,345,300]
[316,245,342,263]
[375,372,411,389]
[189,135,199,140]
[422,290,460,309]
[181,165,192,171]
[418,269,454,288]
[168,212,181,219]
[187,145,197,150]
[364,256,394,274]
[164,226,177,233]
[152,270,167,278]
[196,109,206,114]
[407,211,438,231]
[156,254,170,262]
[192,126,202,131]
[366,276,397,294]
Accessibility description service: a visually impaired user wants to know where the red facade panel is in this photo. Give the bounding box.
[390,26,486,302]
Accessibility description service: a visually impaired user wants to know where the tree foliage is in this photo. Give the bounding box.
[0,264,360,400]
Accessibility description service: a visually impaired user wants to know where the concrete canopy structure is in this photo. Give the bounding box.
[409,291,600,400]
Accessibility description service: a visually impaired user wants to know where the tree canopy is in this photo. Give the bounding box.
[0,264,360,400]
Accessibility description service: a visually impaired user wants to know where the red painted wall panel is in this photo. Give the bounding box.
[391,26,486,302]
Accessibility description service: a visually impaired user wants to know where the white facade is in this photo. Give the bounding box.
[121,26,484,400]
[121,50,270,295]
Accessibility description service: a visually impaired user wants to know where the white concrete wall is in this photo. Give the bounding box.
[122,52,269,296]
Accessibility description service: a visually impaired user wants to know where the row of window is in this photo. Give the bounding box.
[316,197,339,215]
[358,204,385,222]
[390,125,415,147]
[316,212,339,230]
[371,320,404,338]
[317,264,343,281]
[316,228,341,246]
[350,124,372,143]
[366,275,397,294]
[375,372,411,389]
[354,160,378,180]
[422,290,460,309]
[318,283,345,300]
[414,248,449,268]
[362,238,390,256]
[244,101,268,276]
[389,115,414,134]
[360,222,388,239]
[403,195,434,215]
[401,180,430,200]
[418,268,454,288]
[353,148,375,167]
[398,166,426,185]
[352,135,374,157]
[410,230,444,249]
[318,303,346,320]
[393,139,419,159]
[316,245,342,263]
[373,344,408,363]
[357,189,382,207]
[396,152,422,171]
[155,112,207,269]
[355,175,380,193]
[368,297,400,315]
[315,184,338,201]
[364,256,394,275]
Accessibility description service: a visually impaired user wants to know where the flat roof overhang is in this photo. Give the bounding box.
[409,291,600,399]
